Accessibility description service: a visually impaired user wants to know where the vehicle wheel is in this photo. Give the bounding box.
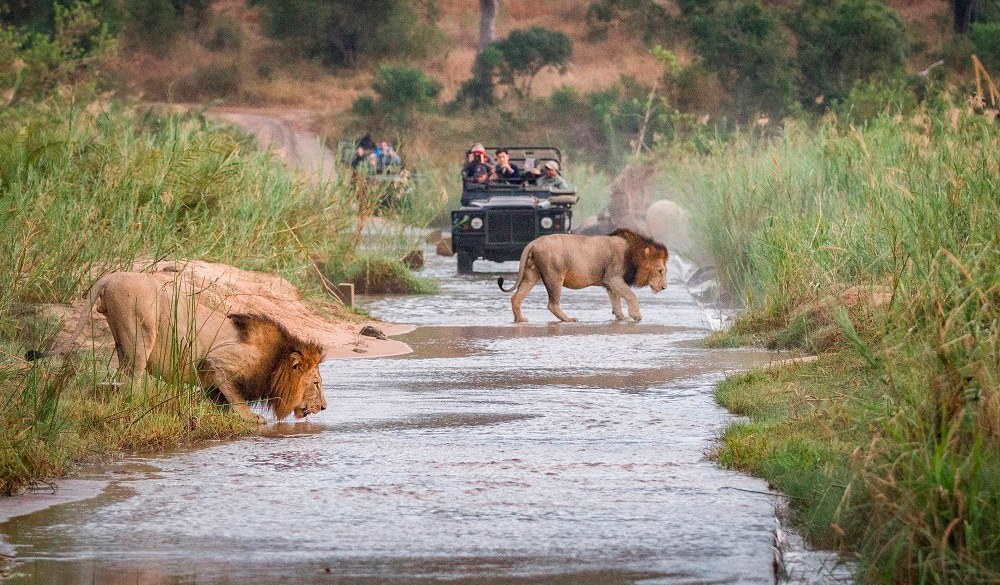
[457,251,475,274]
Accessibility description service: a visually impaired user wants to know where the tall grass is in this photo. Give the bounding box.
[662,102,1000,581]
[0,96,437,495]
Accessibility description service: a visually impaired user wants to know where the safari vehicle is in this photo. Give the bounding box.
[450,146,578,274]
[337,139,414,210]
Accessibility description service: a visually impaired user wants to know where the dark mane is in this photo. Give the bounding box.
[609,228,669,286]
[227,313,325,419]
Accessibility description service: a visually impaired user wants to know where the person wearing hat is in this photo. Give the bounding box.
[527,159,569,190]
[463,143,492,180]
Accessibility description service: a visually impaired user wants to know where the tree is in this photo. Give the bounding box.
[470,0,498,107]
[688,0,797,121]
[354,63,441,127]
[953,0,983,33]
[250,0,431,67]
[585,0,673,45]
[791,0,906,104]
[490,26,572,98]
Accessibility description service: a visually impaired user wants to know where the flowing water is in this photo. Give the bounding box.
[0,251,848,584]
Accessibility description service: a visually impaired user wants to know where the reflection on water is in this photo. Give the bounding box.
[1,249,848,584]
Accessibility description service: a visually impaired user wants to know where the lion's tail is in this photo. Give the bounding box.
[26,276,109,361]
[498,245,533,293]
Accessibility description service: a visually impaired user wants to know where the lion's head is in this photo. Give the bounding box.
[610,228,669,292]
[293,364,327,419]
[229,313,327,420]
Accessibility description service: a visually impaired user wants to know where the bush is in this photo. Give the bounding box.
[791,0,907,105]
[175,61,243,100]
[354,63,441,127]
[489,27,572,98]
[328,255,436,295]
[971,22,1000,72]
[0,0,114,104]
[688,0,797,121]
[206,16,243,52]
[832,78,917,124]
[250,0,439,68]
[586,0,674,45]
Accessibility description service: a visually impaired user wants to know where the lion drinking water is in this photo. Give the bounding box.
[498,229,669,323]
[40,272,327,424]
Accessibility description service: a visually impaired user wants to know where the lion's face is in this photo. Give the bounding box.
[635,247,669,293]
[292,361,326,419]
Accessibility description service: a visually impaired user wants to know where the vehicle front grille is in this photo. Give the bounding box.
[487,210,536,244]
[487,213,511,243]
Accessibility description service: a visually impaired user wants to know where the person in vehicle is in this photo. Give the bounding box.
[494,148,521,182]
[470,163,492,184]
[463,144,490,179]
[527,160,569,189]
[378,145,402,173]
[350,146,367,169]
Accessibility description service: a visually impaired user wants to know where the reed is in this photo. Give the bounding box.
[0,96,438,495]
[663,102,1000,580]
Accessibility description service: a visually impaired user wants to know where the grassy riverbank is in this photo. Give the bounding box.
[666,102,999,581]
[0,97,435,496]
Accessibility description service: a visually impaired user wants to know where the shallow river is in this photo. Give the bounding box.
[1,251,846,584]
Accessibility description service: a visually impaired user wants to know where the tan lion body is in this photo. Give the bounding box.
[56,272,326,424]
[498,229,669,323]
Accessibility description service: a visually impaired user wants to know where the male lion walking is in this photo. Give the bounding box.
[498,229,668,323]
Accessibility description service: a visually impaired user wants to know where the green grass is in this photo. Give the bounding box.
[0,95,441,496]
[666,103,1000,581]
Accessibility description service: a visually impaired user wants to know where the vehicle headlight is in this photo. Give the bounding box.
[540,216,554,229]
[470,217,484,230]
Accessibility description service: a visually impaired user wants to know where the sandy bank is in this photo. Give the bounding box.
[49,259,413,361]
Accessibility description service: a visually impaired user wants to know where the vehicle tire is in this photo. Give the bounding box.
[457,251,475,274]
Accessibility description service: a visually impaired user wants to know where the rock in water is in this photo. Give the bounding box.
[359,325,387,340]
[436,238,454,257]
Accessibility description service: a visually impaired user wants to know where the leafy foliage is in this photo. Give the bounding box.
[585,0,674,45]
[250,0,439,67]
[971,22,1000,71]
[352,63,441,127]
[789,0,907,104]
[0,0,114,105]
[687,0,797,121]
[489,26,572,98]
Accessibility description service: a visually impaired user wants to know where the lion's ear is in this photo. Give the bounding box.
[290,351,302,371]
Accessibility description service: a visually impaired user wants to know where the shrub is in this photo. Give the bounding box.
[175,61,243,100]
[250,0,439,68]
[971,22,1000,72]
[206,16,243,52]
[586,0,674,45]
[355,63,441,127]
[0,0,114,104]
[328,255,436,295]
[832,78,917,124]
[489,27,572,98]
[687,0,797,121]
[790,0,907,105]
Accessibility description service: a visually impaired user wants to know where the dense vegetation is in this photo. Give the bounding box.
[664,101,999,581]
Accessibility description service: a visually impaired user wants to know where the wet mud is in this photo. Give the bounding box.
[0,252,847,584]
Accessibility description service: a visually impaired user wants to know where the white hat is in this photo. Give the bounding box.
[543,160,559,171]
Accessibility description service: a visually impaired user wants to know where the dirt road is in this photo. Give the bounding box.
[212,108,338,183]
